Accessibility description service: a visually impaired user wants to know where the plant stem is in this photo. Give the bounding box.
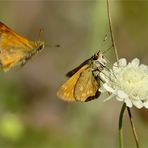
[106,0,140,148]
[106,0,119,62]
[119,103,126,148]
[127,107,139,148]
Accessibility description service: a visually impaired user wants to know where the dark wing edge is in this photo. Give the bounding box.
[66,58,90,77]
[85,75,101,102]
[85,90,101,102]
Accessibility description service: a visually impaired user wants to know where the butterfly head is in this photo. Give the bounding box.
[92,51,107,67]
[35,41,45,52]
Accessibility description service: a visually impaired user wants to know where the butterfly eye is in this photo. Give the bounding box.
[92,54,98,60]
[38,44,44,51]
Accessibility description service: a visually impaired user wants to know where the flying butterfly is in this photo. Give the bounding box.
[0,21,44,72]
[57,51,107,102]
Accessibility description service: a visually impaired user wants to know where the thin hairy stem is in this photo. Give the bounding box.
[106,0,119,62]
[127,108,139,148]
[119,103,126,148]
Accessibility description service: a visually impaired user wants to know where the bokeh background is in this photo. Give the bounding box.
[0,0,148,147]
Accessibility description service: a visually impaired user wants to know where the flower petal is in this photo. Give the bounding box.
[117,90,128,99]
[132,100,143,109]
[131,58,140,67]
[103,83,115,93]
[119,58,127,67]
[104,94,115,102]
[113,58,127,72]
[99,88,106,93]
[116,96,124,101]
[140,64,148,71]
[113,64,119,72]
[143,101,148,108]
[124,98,133,107]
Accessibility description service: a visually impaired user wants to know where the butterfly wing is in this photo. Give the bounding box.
[75,67,100,102]
[0,22,40,71]
[0,50,26,71]
[0,22,33,49]
[57,65,89,101]
[66,58,90,77]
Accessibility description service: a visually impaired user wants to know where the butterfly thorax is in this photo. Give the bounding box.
[91,52,107,70]
[90,52,107,77]
[25,41,44,57]
[21,41,44,63]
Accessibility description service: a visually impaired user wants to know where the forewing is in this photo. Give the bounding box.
[57,65,89,101]
[0,22,33,49]
[66,58,90,77]
[75,68,100,102]
[0,22,35,71]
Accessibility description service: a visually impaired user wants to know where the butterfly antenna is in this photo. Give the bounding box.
[102,45,113,54]
[99,34,108,48]
[37,29,60,47]
[46,43,60,48]
[102,45,119,67]
[103,34,108,42]
[38,28,43,41]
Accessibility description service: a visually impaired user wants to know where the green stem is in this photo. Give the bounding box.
[119,103,126,148]
[127,107,140,148]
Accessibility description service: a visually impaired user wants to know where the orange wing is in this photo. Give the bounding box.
[74,68,99,101]
[57,65,89,101]
[0,22,33,49]
[0,22,43,71]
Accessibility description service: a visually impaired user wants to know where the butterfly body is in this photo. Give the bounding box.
[0,21,44,71]
[57,51,107,102]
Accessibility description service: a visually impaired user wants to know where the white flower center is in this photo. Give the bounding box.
[113,66,148,101]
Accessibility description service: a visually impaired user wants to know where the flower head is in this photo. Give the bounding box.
[101,58,148,108]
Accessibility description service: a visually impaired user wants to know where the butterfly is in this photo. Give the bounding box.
[0,21,44,72]
[57,51,107,102]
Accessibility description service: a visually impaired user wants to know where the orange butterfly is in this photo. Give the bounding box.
[0,21,44,72]
[57,51,107,102]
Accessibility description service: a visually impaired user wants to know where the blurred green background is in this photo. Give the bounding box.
[0,0,148,147]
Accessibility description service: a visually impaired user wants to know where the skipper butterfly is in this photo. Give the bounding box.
[57,51,107,102]
[0,21,44,71]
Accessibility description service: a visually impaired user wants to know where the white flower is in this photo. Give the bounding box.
[101,58,148,109]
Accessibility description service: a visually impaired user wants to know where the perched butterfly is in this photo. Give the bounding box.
[57,51,107,102]
[0,21,44,72]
